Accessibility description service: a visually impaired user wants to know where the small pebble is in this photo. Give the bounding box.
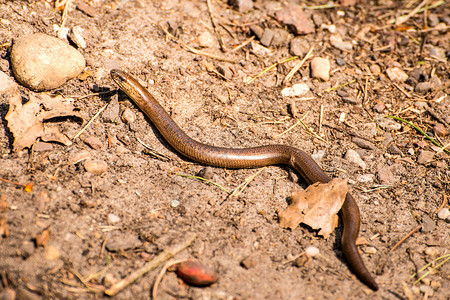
[84,159,108,175]
[386,67,408,82]
[45,245,61,260]
[198,31,216,48]
[281,83,309,97]
[415,82,433,94]
[228,0,253,12]
[69,150,91,164]
[10,33,85,91]
[305,246,320,257]
[356,174,374,183]
[335,57,346,66]
[250,41,271,57]
[424,247,440,257]
[387,144,402,155]
[105,232,142,252]
[311,149,325,165]
[373,101,386,113]
[363,247,377,254]
[437,208,450,220]
[108,213,121,224]
[344,149,366,169]
[103,273,117,288]
[271,29,289,47]
[421,215,436,233]
[170,199,180,208]
[83,136,103,150]
[352,137,376,150]
[289,37,309,56]
[217,64,233,80]
[433,124,447,137]
[377,118,402,131]
[121,108,136,124]
[310,57,330,81]
[260,29,274,47]
[68,25,87,49]
[275,3,315,35]
[376,165,396,185]
[249,25,264,40]
[197,167,214,180]
[417,150,434,164]
[370,64,381,75]
[329,34,352,51]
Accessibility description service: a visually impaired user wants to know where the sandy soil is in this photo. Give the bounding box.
[0,0,449,299]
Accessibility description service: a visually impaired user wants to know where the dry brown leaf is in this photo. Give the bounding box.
[279,178,348,238]
[35,228,50,247]
[5,92,83,151]
[0,217,9,237]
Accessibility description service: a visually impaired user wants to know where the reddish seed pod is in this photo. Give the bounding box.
[176,260,218,287]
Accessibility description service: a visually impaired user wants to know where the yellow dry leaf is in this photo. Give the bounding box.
[5,92,83,151]
[278,178,348,238]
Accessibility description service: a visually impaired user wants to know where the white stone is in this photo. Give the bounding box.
[281,83,309,97]
[344,149,366,169]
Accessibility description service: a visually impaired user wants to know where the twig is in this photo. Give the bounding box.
[230,36,255,53]
[206,0,226,52]
[247,56,298,84]
[385,116,450,154]
[136,137,172,161]
[298,118,327,143]
[389,224,422,253]
[434,193,447,214]
[105,233,197,296]
[152,259,187,300]
[175,173,231,194]
[72,102,109,140]
[283,47,314,84]
[324,79,356,92]
[392,82,412,98]
[394,0,430,25]
[224,168,266,201]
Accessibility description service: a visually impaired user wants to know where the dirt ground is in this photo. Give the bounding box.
[1,0,449,299]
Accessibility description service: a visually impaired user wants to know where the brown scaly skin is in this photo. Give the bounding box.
[110,69,379,291]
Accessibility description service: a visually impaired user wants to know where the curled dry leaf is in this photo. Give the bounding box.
[0,217,9,237]
[5,92,83,151]
[176,260,218,287]
[35,228,50,247]
[278,178,348,238]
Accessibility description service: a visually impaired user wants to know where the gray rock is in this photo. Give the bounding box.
[84,159,108,175]
[386,67,408,82]
[289,37,309,56]
[106,232,142,252]
[108,213,121,224]
[415,82,433,94]
[260,29,274,47]
[437,208,450,221]
[11,33,85,91]
[271,29,289,47]
[417,150,434,164]
[310,57,330,81]
[352,137,376,150]
[376,165,396,185]
[249,25,264,40]
[421,215,436,233]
